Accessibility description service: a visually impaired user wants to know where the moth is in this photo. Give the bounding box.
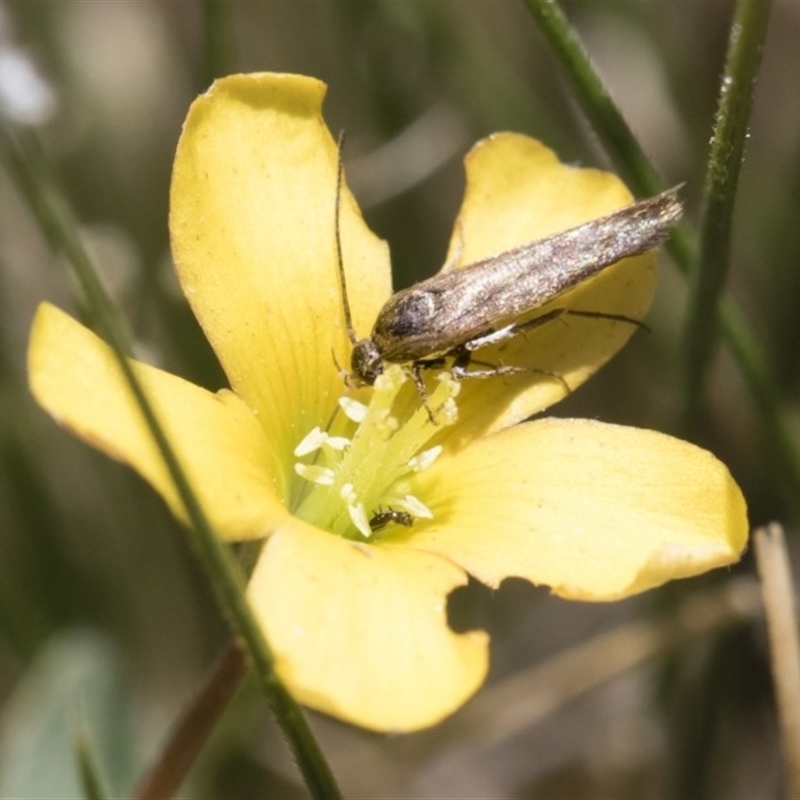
[335,142,682,390]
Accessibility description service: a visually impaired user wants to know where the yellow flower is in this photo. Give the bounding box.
[27,73,748,732]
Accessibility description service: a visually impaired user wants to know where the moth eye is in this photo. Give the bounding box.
[351,339,383,385]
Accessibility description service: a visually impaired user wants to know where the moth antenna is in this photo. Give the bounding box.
[335,130,358,346]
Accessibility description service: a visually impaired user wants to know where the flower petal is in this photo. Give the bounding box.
[28,304,287,541]
[408,417,748,600]
[247,519,488,732]
[170,73,391,466]
[439,134,657,443]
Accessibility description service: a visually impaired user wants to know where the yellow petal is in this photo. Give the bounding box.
[439,134,657,444]
[409,417,748,600]
[170,73,391,466]
[247,518,488,732]
[29,304,288,541]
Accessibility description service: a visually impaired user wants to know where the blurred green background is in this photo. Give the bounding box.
[0,1,797,797]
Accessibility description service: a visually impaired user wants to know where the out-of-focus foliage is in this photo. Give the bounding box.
[0,1,795,797]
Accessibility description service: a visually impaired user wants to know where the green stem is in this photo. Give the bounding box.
[521,0,699,292]
[521,0,662,198]
[75,732,107,800]
[681,0,772,429]
[0,124,340,799]
[200,0,236,91]
[524,0,800,513]
[720,297,800,510]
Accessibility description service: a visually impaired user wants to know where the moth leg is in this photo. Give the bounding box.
[509,307,648,337]
[463,308,568,353]
[409,362,430,402]
[407,363,441,424]
[462,307,646,358]
[447,306,644,390]
[409,356,474,424]
[557,308,649,331]
[451,352,570,393]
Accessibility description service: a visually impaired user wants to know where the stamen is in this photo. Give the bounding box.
[437,396,459,426]
[374,364,408,392]
[341,486,371,537]
[295,463,335,485]
[409,445,442,472]
[324,435,351,451]
[294,426,328,456]
[293,364,460,539]
[339,396,367,423]
[436,370,461,393]
[348,502,372,539]
[392,494,433,519]
[339,482,358,504]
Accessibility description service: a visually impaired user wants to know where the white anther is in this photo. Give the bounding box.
[294,426,328,457]
[409,445,443,472]
[339,396,368,423]
[348,502,372,538]
[324,435,351,451]
[393,494,433,519]
[294,463,335,486]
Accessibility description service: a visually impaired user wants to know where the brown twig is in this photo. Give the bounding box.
[754,522,800,798]
[131,639,247,799]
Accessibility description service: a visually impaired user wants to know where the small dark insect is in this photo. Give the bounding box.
[334,136,682,389]
[368,508,414,532]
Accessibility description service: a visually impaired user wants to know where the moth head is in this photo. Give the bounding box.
[350,338,384,387]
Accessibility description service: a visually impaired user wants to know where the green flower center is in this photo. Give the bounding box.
[292,365,459,540]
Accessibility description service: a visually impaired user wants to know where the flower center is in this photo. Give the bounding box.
[292,365,459,540]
